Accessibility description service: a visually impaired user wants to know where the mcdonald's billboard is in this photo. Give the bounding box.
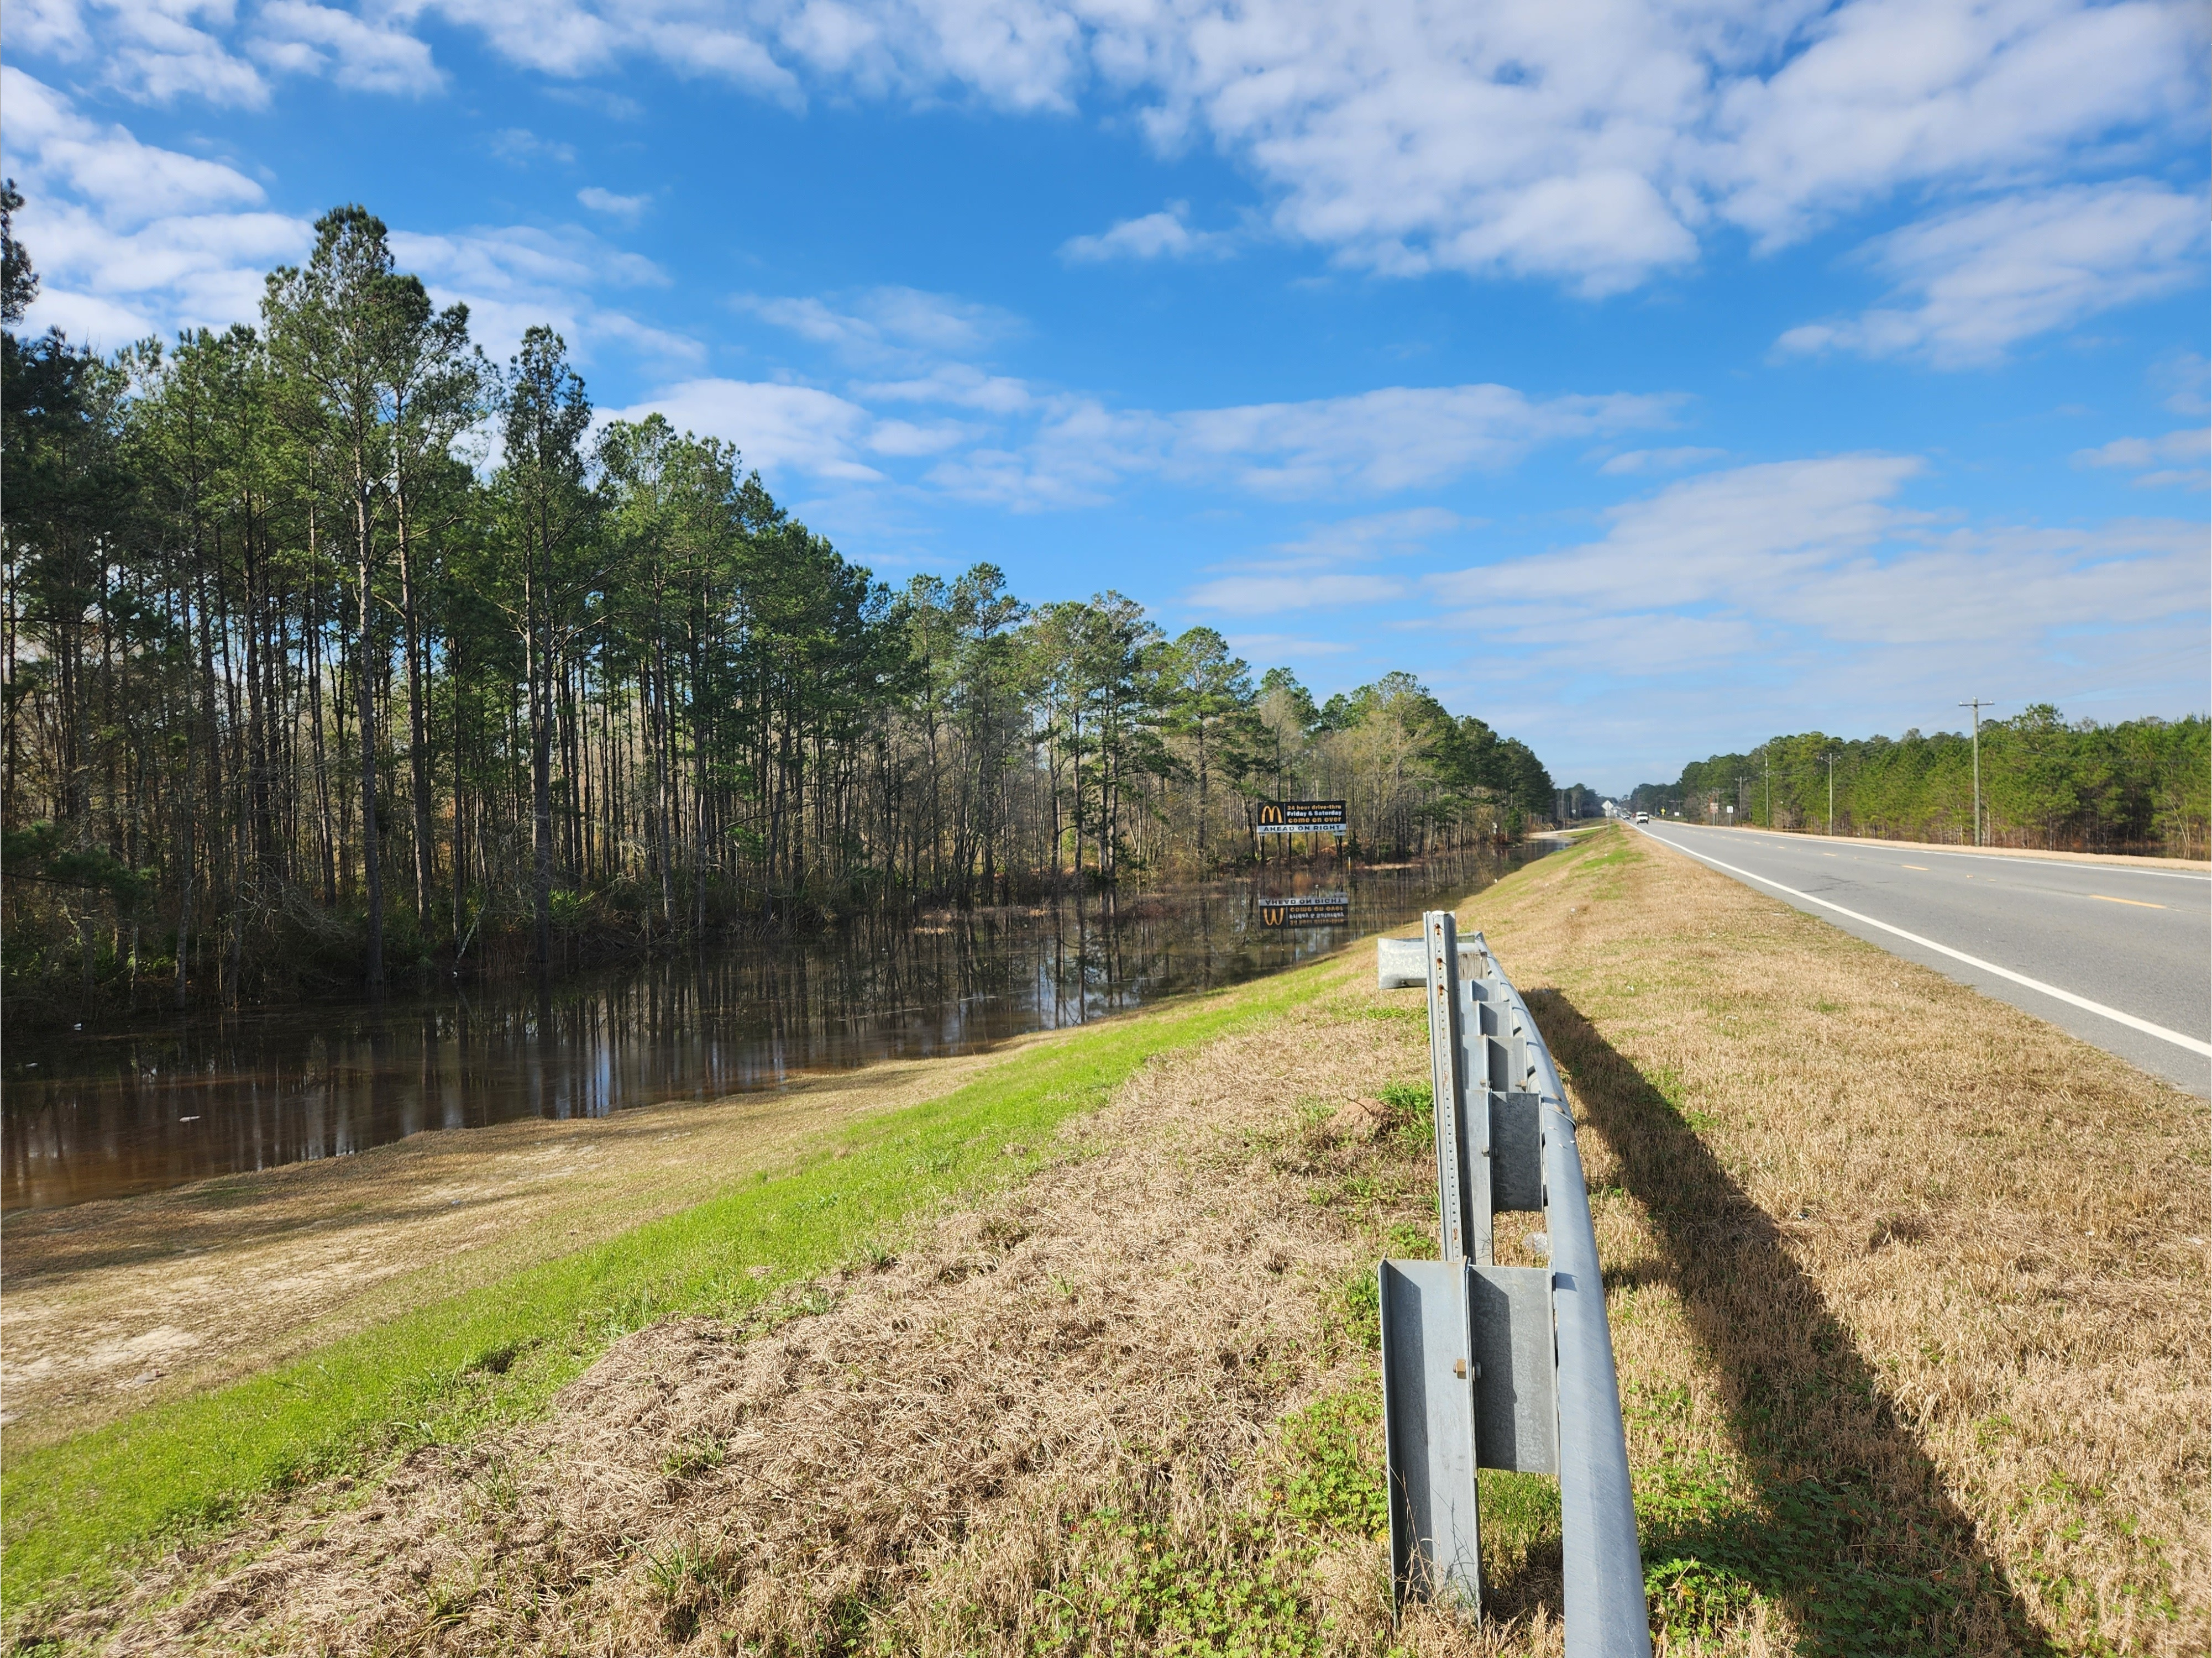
[1252,799,1348,836]
[1258,895,1351,926]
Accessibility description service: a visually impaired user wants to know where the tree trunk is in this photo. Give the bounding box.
[354,490,385,993]
[396,491,434,929]
[530,542,554,976]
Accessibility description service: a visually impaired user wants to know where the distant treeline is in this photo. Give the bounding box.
[1,199,1556,1015]
[1629,710,2209,858]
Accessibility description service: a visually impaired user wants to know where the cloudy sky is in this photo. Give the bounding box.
[5,0,2206,789]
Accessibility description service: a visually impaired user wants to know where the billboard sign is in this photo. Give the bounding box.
[1253,799,1349,836]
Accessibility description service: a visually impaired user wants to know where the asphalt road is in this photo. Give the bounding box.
[1635,821,2212,1097]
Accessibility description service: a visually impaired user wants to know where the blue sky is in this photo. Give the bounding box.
[6,0,2207,791]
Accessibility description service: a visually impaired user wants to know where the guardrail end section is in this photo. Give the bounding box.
[1380,1258,1482,1619]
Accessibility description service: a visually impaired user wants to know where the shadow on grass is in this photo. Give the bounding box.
[1516,987,2053,1656]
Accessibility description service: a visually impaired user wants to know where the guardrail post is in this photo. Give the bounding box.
[1381,915,1651,1656]
[1424,910,1487,1263]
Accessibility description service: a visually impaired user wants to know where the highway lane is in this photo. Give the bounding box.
[1635,821,2212,1096]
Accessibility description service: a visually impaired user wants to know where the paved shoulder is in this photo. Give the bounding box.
[1638,823,2211,1097]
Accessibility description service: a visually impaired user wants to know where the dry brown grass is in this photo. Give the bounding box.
[20,825,2206,1655]
[1498,829,2209,1655]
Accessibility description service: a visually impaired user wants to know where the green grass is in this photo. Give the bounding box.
[1,961,1339,1613]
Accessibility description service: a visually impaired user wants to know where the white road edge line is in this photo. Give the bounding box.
[1674,823,2212,883]
[1640,828,2212,1059]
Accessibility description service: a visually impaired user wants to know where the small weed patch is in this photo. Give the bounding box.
[1039,1505,1322,1658]
[1275,1392,1388,1540]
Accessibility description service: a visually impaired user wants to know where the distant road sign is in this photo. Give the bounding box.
[1259,893,1351,926]
[1254,799,1348,835]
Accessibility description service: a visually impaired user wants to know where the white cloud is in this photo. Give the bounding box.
[20,285,165,345]
[1776,181,2210,367]
[857,363,1035,413]
[1223,632,1356,658]
[1,66,266,223]
[7,0,94,56]
[490,127,576,165]
[250,1,441,94]
[1171,384,1679,495]
[1598,446,1727,475]
[923,397,1160,508]
[1185,572,1411,616]
[392,223,687,367]
[866,416,973,455]
[0,67,699,368]
[395,223,665,295]
[590,309,709,364]
[608,377,885,480]
[1061,201,1230,263]
[2150,351,2209,417]
[1706,0,2205,248]
[1093,0,2198,296]
[1428,454,2204,649]
[22,0,270,106]
[1434,455,1935,611]
[741,285,1016,364]
[577,186,651,219]
[21,0,2201,310]
[17,203,310,344]
[919,381,1677,509]
[2074,428,2209,489]
[1271,507,1469,566]
[1420,454,2208,780]
[2,67,303,345]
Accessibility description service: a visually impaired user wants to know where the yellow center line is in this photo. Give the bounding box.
[2090,894,2166,909]
[1900,864,1930,870]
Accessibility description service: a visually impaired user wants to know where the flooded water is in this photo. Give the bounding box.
[3,852,1533,1211]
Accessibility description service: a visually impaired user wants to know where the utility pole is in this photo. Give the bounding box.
[1823,749,1837,835]
[1959,699,1993,847]
[1762,746,1771,828]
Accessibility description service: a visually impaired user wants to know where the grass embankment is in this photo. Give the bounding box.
[0,965,1333,1613]
[11,826,2206,1656]
[3,1042,1050,1450]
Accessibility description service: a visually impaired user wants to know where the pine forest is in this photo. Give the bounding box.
[1634,713,2209,857]
[2,202,1559,1019]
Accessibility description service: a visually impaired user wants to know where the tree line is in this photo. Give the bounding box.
[2,198,1556,1016]
[1629,709,2209,857]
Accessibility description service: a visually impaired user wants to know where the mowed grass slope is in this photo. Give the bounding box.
[0,961,1336,1613]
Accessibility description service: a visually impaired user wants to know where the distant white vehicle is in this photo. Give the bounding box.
[1634,811,1650,824]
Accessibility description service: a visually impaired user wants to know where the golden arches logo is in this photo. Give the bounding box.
[1256,801,1287,827]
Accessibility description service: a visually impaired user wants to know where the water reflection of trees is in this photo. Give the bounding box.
[5,854,1507,1210]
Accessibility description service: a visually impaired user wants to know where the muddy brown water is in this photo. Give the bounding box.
[3,852,1534,1211]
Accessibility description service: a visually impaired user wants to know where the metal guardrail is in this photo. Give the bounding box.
[1376,913,1650,1657]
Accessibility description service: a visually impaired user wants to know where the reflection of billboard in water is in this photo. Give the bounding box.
[1252,799,1348,835]
[1259,891,1352,926]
